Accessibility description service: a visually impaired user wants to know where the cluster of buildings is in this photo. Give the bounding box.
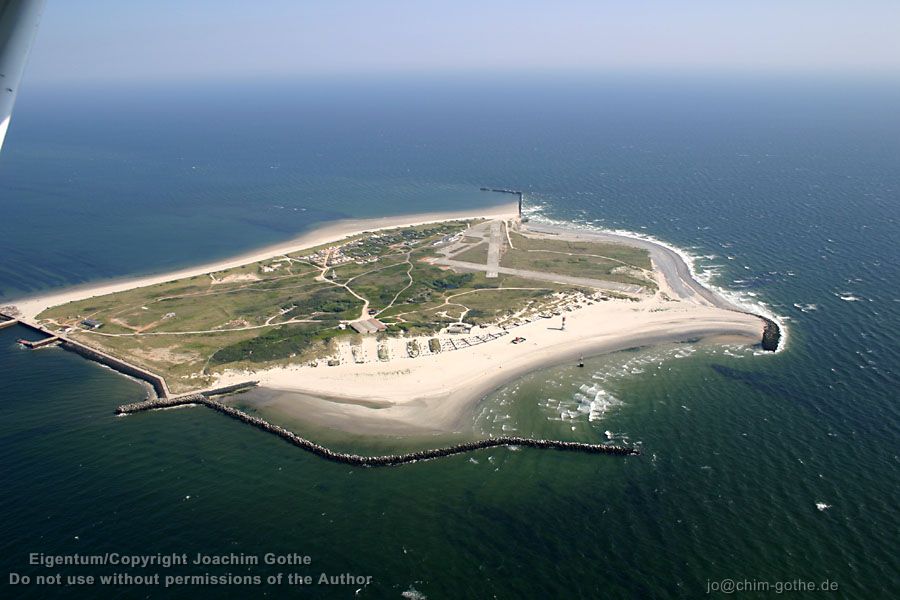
[349,318,387,334]
[299,242,380,268]
[299,226,457,268]
[433,233,463,247]
[261,258,291,273]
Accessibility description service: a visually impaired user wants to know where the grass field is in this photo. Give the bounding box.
[452,242,489,264]
[36,220,653,393]
[502,232,654,287]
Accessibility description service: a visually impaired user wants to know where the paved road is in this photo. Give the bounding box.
[486,221,501,278]
[436,258,644,294]
[524,222,738,310]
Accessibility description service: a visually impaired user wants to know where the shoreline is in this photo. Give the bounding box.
[524,215,788,352]
[11,202,778,437]
[115,394,639,466]
[216,303,763,435]
[11,201,520,320]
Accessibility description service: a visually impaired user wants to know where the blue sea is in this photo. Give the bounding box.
[1,74,897,598]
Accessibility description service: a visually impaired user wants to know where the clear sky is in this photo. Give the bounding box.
[23,0,900,84]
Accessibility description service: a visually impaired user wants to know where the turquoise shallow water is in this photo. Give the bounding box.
[1,76,897,598]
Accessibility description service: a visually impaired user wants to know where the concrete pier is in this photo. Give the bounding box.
[116,393,639,467]
[18,336,60,349]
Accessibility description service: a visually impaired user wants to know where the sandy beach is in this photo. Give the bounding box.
[215,295,762,434]
[13,203,768,436]
[12,201,519,320]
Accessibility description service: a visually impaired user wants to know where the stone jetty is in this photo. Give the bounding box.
[116,393,639,467]
[480,186,524,215]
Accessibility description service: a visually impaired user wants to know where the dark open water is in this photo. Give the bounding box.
[1,75,897,598]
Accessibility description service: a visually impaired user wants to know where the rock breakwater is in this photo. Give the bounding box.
[116,393,639,466]
[759,316,782,352]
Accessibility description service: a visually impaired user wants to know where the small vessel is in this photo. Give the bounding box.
[577,356,584,367]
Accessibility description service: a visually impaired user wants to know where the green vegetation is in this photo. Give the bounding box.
[458,287,554,325]
[210,322,347,365]
[453,242,489,264]
[503,232,653,287]
[349,263,412,308]
[35,219,655,393]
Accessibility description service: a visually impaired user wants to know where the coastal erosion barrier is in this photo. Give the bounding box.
[9,318,171,398]
[759,316,781,352]
[725,312,780,352]
[58,341,169,398]
[116,393,639,466]
[480,187,524,216]
[201,381,260,398]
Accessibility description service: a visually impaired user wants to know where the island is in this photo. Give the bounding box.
[4,199,779,441]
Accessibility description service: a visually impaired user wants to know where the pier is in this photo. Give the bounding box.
[17,336,60,349]
[116,393,640,467]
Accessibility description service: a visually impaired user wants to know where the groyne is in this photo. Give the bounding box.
[116,394,639,466]
[481,187,524,216]
[759,316,781,352]
[726,312,781,352]
[201,381,259,398]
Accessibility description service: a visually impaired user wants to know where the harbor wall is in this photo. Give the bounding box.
[10,319,48,336]
[59,340,169,398]
[9,318,171,398]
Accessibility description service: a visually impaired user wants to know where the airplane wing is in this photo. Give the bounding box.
[0,0,45,153]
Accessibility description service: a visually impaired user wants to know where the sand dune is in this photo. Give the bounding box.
[13,201,519,320]
[15,204,767,435]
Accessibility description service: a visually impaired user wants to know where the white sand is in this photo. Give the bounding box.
[215,296,763,434]
[13,202,518,320]
[15,203,765,434]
